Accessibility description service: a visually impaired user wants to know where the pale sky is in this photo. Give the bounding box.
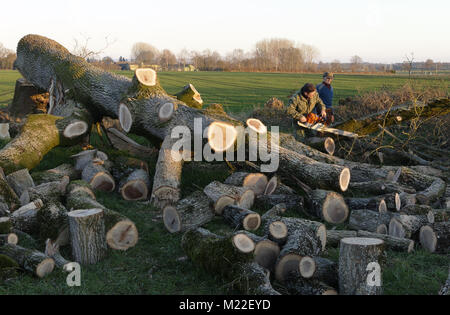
[1,0,449,63]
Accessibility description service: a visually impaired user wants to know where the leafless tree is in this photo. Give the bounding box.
[0,43,16,69]
[403,52,415,78]
[72,34,116,60]
[350,55,363,72]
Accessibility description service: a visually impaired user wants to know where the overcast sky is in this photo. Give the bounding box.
[1,0,449,63]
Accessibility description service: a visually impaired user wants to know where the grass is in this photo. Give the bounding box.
[0,70,448,295]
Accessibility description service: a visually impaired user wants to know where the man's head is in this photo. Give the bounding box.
[323,72,334,84]
[301,83,317,99]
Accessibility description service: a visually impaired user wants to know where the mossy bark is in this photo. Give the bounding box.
[0,244,54,278]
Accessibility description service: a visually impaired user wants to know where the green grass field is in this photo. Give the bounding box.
[0,70,449,295]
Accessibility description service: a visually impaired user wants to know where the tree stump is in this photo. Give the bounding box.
[339,238,385,295]
[68,209,107,265]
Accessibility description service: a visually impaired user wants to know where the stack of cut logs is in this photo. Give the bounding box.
[0,152,141,278]
[164,169,449,295]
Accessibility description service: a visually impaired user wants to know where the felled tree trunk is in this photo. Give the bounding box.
[10,199,44,236]
[45,239,70,269]
[68,209,107,265]
[326,230,358,248]
[357,230,415,253]
[66,181,138,251]
[31,164,78,185]
[388,214,428,239]
[349,209,395,233]
[265,220,288,246]
[255,194,304,213]
[304,189,349,225]
[427,209,450,224]
[119,169,150,201]
[6,169,35,199]
[301,257,338,289]
[224,172,268,196]
[0,244,54,278]
[203,181,255,214]
[222,205,261,231]
[339,238,385,295]
[81,162,115,192]
[106,128,157,159]
[0,176,20,214]
[162,191,215,233]
[0,233,18,246]
[333,98,450,136]
[0,114,90,174]
[304,137,335,156]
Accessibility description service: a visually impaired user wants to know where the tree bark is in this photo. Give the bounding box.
[0,244,54,278]
[326,230,358,248]
[203,181,255,215]
[6,169,35,198]
[388,214,428,239]
[305,189,349,224]
[357,230,415,253]
[174,84,203,109]
[119,168,151,201]
[162,191,215,233]
[348,210,395,233]
[255,194,304,213]
[222,205,261,231]
[68,209,107,265]
[224,172,268,196]
[31,164,78,185]
[81,162,115,192]
[0,217,12,234]
[339,238,385,295]
[419,222,450,253]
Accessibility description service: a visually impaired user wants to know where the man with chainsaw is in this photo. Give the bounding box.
[287,83,327,140]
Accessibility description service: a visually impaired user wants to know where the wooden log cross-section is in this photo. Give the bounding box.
[0,244,54,278]
[81,162,115,193]
[224,172,268,197]
[119,168,151,201]
[304,189,349,225]
[419,222,450,253]
[203,181,255,215]
[222,205,261,232]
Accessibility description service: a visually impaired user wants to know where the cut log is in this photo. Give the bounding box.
[71,150,98,172]
[36,201,68,241]
[0,124,10,141]
[222,205,261,231]
[135,68,157,87]
[68,209,107,265]
[0,217,12,234]
[255,194,304,213]
[106,128,157,159]
[119,169,150,201]
[304,137,336,156]
[203,181,254,215]
[348,210,395,233]
[264,176,279,196]
[66,181,138,251]
[419,222,450,253]
[31,164,78,185]
[28,178,69,204]
[400,204,433,216]
[151,136,183,209]
[45,239,70,269]
[0,244,54,278]
[261,204,287,222]
[334,98,450,136]
[158,102,176,123]
[175,84,203,109]
[339,238,385,295]
[9,78,47,117]
[346,181,416,196]
[0,233,18,245]
[12,229,38,249]
[81,162,115,192]
[10,199,44,236]
[6,169,35,198]
[301,257,338,289]
[388,215,428,239]
[326,230,358,248]
[357,230,414,253]
[162,191,215,233]
[266,220,288,246]
[224,172,268,196]
[427,209,450,224]
[415,177,446,205]
[0,175,20,213]
[305,189,349,224]
[233,262,281,295]
[232,231,259,254]
[279,217,327,252]
[346,193,401,212]
[246,118,268,135]
[284,278,338,295]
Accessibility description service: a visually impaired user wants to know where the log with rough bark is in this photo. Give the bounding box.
[0,217,12,234]
[31,164,78,185]
[28,178,69,204]
[326,230,358,247]
[284,278,338,295]
[162,191,215,233]
[304,137,336,156]
[346,181,416,196]
[66,181,138,251]
[222,205,261,231]
[10,199,44,236]
[333,98,450,136]
[224,172,268,196]
[0,244,54,278]
[439,269,450,295]
[339,238,385,295]
[427,209,450,224]
[106,128,157,159]
[12,229,38,248]
[348,210,395,233]
[400,204,432,216]
[357,230,415,253]
[265,220,288,246]
[68,209,107,265]
[0,114,91,174]
[261,204,287,222]
[71,150,98,172]
[305,189,349,225]
[0,175,20,214]
[81,162,115,192]
[0,233,18,246]
[45,239,70,269]
[6,169,35,198]
[300,257,338,289]
[346,193,401,212]
[388,214,428,239]
[232,231,280,271]
[174,84,203,109]
[203,181,255,215]
[419,222,450,253]
[181,228,280,294]
[36,201,68,241]
[119,168,150,201]
[255,194,304,213]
